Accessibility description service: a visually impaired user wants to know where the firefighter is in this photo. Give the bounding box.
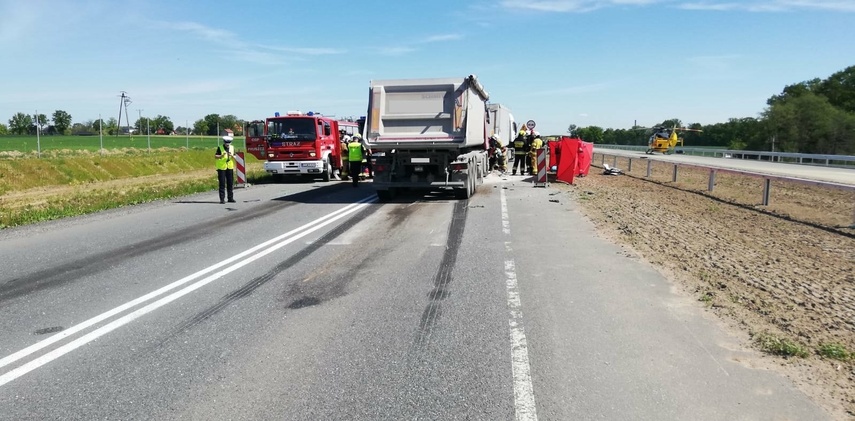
[355,133,373,178]
[214,136,236,204]
[340,135,351,178]
[347,135,366,187]
[529,132,543,176]
[488,134,507,174]
[511,129,528,175]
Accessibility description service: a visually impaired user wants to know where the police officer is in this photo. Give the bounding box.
[511,129,528,175]
[215,136,236,204]
[529,132,543,176]
[347,135,366,187]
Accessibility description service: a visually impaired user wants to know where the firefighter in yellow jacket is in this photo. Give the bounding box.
[215,136,236,204]
[529,132,543,176]
[347,136,366,187]
[511,129,528,175]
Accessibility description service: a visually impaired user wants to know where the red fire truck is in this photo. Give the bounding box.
[245,112,358,182]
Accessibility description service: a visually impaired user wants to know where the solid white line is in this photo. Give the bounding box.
[0,197,374,384]
[501,189,538,421]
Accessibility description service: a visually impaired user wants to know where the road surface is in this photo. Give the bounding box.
[0,176,830,420]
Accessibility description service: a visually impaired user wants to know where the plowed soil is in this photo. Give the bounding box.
[565,155,855,420]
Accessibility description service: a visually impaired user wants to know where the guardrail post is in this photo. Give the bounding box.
[601,154,605,165]
[646,160,652,178]
[762,178,771,206]
[612,155,618,168]
[672,165,678,182]
[628,158,633,172]
[708,170,716,192]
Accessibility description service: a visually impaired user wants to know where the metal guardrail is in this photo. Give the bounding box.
[594,151,855,228]
[594,144,855,168]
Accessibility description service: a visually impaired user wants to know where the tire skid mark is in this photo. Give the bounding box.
[155,205,381,346]
[416,200,469,346]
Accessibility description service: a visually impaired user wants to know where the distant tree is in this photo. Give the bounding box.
[0,123,8,135]
[70,123,91,135]
[762,91,855,154]
[105,117,118,135]
[135,117,151,134]
[35,113,49,132]
[566,124,577,136]
[52,110,72,134]
[193,119,209,136]
[9,112,34,135]
[91,118,105,133]
[150,115,174,133]
[220,114,239,135]
[202,114,221,135]
[817,65,855,113]
[576,126,604,143]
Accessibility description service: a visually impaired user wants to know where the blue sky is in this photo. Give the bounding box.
[1,0,854,135]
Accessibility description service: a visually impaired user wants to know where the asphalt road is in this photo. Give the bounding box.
[0,176,831,420]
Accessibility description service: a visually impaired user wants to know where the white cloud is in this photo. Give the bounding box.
[374,46,418,56]
[420,34,464,43]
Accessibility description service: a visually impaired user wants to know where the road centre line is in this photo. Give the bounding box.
[500,189,538,421]
[0,197,375,385]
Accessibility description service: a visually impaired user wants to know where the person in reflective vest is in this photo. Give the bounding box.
[511,129,528,175]
[347,137,366,187]
[215,136,236,204]
[529,133,543,176]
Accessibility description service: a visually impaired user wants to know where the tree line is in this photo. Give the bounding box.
[570,65,855,155]
[1,111,247,138]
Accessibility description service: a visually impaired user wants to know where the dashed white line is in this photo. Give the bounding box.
[501,188,538,421]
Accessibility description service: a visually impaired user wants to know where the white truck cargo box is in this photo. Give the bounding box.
[365,75,490,150]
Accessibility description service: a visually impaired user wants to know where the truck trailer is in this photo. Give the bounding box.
[365,75,492,201]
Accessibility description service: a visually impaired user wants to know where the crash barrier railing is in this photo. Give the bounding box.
[594,151,855,229]
[594,144,855,168]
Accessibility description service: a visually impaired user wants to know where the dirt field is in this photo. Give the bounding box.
[565,154,855,420]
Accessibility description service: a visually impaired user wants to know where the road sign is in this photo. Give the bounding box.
[526,120,536,129]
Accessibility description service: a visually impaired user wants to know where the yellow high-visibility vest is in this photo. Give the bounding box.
[216,144,235,170]
[347,141,363,162]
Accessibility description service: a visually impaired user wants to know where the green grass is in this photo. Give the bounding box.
[0,148,269,229]
[818,343,852,361]
[0,134,232,154]
[2,180,218,228]
[753,332,810,358]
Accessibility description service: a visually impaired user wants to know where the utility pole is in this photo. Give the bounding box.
[117,91,133,138]
[147,119,151,152]
[137,109,144,138]
[35,110,41,158]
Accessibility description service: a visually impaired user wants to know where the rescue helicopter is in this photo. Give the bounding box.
[639,124,703,154]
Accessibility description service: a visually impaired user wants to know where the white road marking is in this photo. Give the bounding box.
[501,189,538,421]
[0,197,375,387]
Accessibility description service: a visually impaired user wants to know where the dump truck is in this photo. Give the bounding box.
[365,75,492,201]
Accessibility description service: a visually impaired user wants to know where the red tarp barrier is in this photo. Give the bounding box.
[577,141,593,176]
[555,136,580,184]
